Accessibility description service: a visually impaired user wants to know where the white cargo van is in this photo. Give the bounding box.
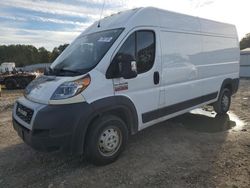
[13,7,240,165]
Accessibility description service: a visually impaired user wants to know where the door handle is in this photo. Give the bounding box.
[153,71,160,85]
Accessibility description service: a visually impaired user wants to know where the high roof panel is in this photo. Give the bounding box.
[80,7,237,38]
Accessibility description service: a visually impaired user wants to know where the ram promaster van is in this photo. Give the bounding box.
[13,7,240,165]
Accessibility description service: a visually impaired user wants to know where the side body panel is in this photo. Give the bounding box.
[144,29,239,126]
[139,22,239,128]
[197,34,239,95]
[160,30,239,106]
[160,30,203,107]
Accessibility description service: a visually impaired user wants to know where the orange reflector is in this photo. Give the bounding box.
[82,75,91,89]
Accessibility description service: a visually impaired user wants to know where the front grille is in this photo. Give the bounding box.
[16,102,34,124]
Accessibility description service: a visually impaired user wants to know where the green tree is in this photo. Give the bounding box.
[38,47,50,63]
[0,45,39,66]
[0,44,69,67]
[50,47,60,62]
[240,33,250,50]
[58,44,69,54]
[49,43,69,63]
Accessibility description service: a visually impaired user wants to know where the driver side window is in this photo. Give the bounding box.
[115,33,136,63]
[136,31,155,73]
[106,30,155,78]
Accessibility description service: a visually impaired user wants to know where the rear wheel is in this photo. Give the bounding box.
[5,78,17,90]
[213,88,231,114]
[85,115,128,166]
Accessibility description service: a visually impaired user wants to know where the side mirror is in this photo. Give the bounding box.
[120,60,137,79]
[106,54,138,79]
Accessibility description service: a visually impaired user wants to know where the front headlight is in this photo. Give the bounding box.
[51,74,91,100]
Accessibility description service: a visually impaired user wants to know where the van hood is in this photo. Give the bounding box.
[24,75,76,104]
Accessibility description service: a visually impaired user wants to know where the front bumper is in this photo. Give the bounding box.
[12,97,94,154]
[13,118,71,152]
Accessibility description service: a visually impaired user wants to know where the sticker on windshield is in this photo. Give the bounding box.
[98,37,113,42]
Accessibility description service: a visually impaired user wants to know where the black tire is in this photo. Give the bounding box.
[85,115,128,166]
[5,78,17,90]
[213,88,231,114]
[18,78,28,89]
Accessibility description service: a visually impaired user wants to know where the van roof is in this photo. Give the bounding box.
[81,7,237,38]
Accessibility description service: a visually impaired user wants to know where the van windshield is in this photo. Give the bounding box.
[48,28,124,76]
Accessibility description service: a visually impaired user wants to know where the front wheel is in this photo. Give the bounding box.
[85,115,128,166]
[213,88,231,114]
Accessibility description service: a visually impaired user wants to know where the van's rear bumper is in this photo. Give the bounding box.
[12,98,94,154]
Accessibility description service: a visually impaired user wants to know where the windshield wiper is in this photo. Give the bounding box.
[57,68,82,74]
[45,67,92,76]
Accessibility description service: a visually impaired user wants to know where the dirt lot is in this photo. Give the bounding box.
[0,80,249,188]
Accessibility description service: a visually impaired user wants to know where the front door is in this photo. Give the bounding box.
[112,29,161,130]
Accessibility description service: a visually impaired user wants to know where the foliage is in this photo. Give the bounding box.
[0,44,69,67]
[50,44,69,62]
[240,33,250,50]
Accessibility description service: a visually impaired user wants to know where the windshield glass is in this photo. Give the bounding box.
[49,28,123,76]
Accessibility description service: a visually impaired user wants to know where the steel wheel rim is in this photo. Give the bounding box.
[98,126,122,157]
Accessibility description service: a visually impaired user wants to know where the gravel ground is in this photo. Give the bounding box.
[0,80,249,188]
[0,89,23,112]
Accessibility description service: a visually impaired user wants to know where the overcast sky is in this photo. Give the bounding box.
[0,0,249,50]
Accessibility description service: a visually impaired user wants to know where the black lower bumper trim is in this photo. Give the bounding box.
[13,119,71,152]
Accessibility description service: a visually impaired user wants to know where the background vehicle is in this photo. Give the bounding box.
[0,71,36,89]
[12,7,240,165]
[0,62,15,73]
[0,62,36,89]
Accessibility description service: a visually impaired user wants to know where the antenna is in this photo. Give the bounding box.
[97,0,106,28]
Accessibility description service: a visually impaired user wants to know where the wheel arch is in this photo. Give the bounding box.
[90,96,138,134]
[72,96,138,154]
[220,78,239,95]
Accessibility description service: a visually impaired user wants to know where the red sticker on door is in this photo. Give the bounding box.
[114,83,128,91]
